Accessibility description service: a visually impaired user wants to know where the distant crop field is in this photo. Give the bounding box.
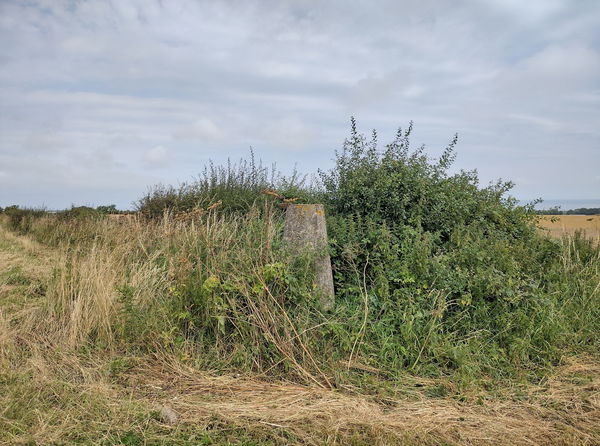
[539,214,600,241]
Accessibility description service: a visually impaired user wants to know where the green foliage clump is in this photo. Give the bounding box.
[96,204,120,214]
[2,206,47,233]
[136,151,307,218]
[319,118,597,378]
[320,118,533,240]
[58,205,103,220]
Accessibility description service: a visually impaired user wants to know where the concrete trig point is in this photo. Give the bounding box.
[283,204,335,311]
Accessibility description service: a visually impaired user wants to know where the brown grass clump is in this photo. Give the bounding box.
[111,357,598,445]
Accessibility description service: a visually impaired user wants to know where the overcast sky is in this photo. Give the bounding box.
[1,0,599,209]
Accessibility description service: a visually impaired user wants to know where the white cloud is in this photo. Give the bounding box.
[482,0,566,23]
[518,45,600,81]
[262,117,318,152]
[20,132,71,153]
[143,145,170,168]
[344,71,422,108]
[172,118,224,141]
[507,113,562,131]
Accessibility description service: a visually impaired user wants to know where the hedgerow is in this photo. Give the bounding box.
[3,118,598,385]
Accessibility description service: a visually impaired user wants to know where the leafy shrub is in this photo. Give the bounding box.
[2,205,108,235]
[319,118,535,240]
[58,206,103,220]
[136,150,308,218]
[3,206,47,233]
[319,118,592,377]
[96,204,120,214]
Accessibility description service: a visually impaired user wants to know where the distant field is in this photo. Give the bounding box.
[539,214,600,241]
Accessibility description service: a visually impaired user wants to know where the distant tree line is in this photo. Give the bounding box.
[0,204,132,232]
[537,207,600,215]
[0,204,127,217]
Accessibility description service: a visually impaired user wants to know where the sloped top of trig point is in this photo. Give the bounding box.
[289,203,325,217]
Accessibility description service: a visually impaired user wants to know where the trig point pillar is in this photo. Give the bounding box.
[283,204,335,311]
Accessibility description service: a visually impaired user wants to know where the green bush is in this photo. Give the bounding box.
[2,205,105,235]
[58,206,103,220]
[319,118,535,239]
[319,118,596,378]
[136,151,308,218]
[96,204,120,214]
[3,206,47,233]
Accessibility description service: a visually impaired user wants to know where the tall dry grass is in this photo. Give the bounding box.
[1,216,161,352]
[2,207,334,387]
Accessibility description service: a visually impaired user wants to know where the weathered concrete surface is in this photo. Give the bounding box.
[283,204,335,311]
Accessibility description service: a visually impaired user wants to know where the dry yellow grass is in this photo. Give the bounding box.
[127,357,600,446]
[539,214,600,242]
